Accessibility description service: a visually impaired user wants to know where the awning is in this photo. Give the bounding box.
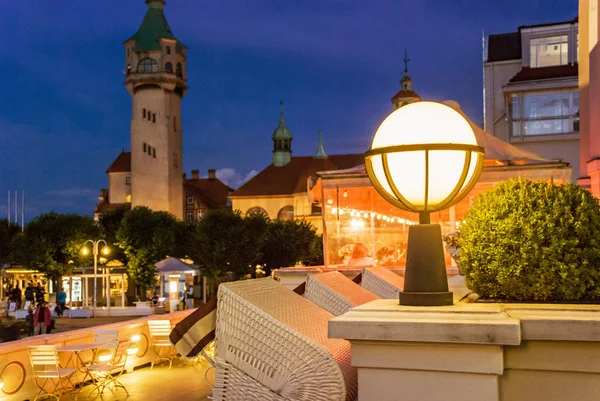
[155,257,199,275]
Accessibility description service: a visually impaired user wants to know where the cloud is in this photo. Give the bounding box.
[212,168,259,189]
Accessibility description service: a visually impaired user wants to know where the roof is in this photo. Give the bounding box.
[487,32,521,62]
[231,154,364,197]
[184,178,233,208]
[155,257,198,275]
[391,89,421,102]
[518,16,578,31]
[508,64,578,83]
[94,200,129,215]
[106,151,131,174]
[126,0,187,55]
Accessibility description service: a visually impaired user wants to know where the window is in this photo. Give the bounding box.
[138,58,159,73]
[166,46,171,55]
[511,91,579,137]
[197,209,205,219]
[246,207,268,218]
[147,112,151,121]
[165,62,173,73]
[127,48,130,57]
[186,210,194,222]
[143,143,147,153]
[176,63,182,78]
[153,148,156,158]
[174,117,177,132]
[143,108,146,118]
[126,176,131,185]
[529,35,568,68]
[277,206,294,221]
[173,153,178,168]
[125,194,131,203]
[152,113,156,123]
[187,196,194,205]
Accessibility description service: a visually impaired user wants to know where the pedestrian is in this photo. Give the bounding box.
[12,286,22,309]
[56,287,67,317]
[185,284,194,310]
[25,283,35,304]
[36,283,45,304]
[33,301,51,336]
[25,306,34,336]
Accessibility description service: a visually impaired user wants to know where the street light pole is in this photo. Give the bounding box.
[83,239,108,318]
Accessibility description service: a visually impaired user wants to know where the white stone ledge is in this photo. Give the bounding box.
[505,307,600,341]
[329,300,521,345]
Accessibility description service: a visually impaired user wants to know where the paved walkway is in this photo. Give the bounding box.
[60,358,214,401]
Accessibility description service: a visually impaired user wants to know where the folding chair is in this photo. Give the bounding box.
[148,320,178,369]
[28,345,77,401]
[86,339,132,396]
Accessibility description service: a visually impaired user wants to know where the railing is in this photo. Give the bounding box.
[0,310,193,400]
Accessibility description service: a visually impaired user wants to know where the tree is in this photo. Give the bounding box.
[0,220,20,266]
[116,207,188,299]
[98,204,130,264]
[260,219,321,274]
[10,213,99,282]
[192,209,263,286]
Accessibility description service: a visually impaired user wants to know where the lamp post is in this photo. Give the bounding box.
[365,101,484,306]
[82,239,110,317]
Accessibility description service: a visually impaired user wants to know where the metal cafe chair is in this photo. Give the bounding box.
[28,345,77,401]
[147,320,178,369]
[86,339,133,396]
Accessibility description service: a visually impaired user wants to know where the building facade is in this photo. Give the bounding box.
[484,18,580,181]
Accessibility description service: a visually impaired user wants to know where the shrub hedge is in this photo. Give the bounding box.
[459,178,600,301]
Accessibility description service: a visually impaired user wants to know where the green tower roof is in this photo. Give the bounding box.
[126,0,187,55]
[272,101,293,139]
[314,130,328,159]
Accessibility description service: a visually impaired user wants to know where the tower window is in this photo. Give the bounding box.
[173,153,178,168]
[176,63,182,78]
[138,58,158,73]
[143,143,147,153]
[127,48,130,57]
[174,117,177,132]
[187,196,194,205]
[127,64,131,75]
[166,62,173,73]
[143,108,146,118]
[126,176,131,185]
[167,46,171,55]
[153,148,156,158]
[152,113,156,123]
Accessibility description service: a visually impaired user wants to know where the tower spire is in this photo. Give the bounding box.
[272,100,293,167]
[403,48,410,75]
[314,130,328,159]
[279,100,285,123]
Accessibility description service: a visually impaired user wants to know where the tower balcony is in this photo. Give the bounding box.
[125,71,188,96]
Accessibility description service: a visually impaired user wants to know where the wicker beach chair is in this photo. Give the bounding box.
[214,278,356,401]
[305,271,378,316]
[361,267,405,299]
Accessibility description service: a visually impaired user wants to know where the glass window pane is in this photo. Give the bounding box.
[522,92,570,119]
[529,36,568,67]
[524,118,569,135]
[512,122,521,137]
[511,95,520,119]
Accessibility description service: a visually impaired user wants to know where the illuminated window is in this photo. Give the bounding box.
[197,209,205,219]
[277,206,294,221]
[126,194,131,203]
[187,196,194,205]
[186,210,194,222]
[246,207,268,218]
[166,62,173,73]
[511,91,579,136]
[529,36,568,68]
[138,58,158,73]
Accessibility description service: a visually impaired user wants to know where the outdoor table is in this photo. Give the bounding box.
[56,342,108,386]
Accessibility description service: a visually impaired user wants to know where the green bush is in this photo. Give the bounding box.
[459,178,600,301]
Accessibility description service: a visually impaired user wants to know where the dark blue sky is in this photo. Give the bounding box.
[0,0,578,219]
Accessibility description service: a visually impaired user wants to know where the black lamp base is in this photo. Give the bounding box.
[399,291,453,306]
[400,223,453,306]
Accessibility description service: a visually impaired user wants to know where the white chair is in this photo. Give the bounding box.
[148,320,178,369]
[361,266,405,299]
[28,345,77,401]
[305,271,379,316]
[214,278,356,401]
[86,339,132,396]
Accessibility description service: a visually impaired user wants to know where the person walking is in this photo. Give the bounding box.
[185,284,194,310]
[25,306,34,336]
[33,301,51,336]
[56,288,67,317]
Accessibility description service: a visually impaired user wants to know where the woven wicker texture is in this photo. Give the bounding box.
[215,278,356,401]
[214,357,285,401]
[361,267,404,299]
[305,271,378,316]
